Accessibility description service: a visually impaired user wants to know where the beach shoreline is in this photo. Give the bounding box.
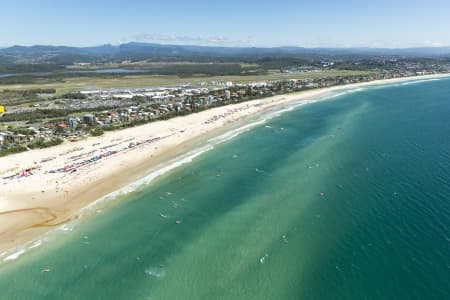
[0,73,448,260]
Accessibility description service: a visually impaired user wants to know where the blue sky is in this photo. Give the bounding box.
[1,0,450,48]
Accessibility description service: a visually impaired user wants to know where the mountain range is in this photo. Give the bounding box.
[1,42,450,65]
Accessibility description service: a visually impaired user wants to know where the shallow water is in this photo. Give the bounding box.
[0,78,449,299]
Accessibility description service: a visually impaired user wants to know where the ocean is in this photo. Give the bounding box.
[0,77,449,299]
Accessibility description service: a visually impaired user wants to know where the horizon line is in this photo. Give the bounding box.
[1,42,450,50]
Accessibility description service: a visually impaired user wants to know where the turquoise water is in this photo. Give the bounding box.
[1,78,450,299]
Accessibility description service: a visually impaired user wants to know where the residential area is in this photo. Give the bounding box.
[0,68,445,156]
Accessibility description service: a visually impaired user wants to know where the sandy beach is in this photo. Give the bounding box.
[0,73,448,258]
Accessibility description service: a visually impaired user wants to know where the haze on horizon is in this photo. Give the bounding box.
[1,0,450,49]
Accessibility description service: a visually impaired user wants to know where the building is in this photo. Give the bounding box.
[68,117,78,130]
[224,90,231,100]
[0,131,27,144]
[83,114,96,125]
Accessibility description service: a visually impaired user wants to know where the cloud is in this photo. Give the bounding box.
[300,39,450,49]
[130,33,254,46]
[113,34,450,49]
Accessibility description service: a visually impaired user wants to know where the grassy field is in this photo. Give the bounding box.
[0,70,374,95]
[66,61,261,70]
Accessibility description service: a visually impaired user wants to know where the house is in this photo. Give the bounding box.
[0,132,28,144]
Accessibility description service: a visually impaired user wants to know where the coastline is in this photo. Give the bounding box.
[0,73,448,260]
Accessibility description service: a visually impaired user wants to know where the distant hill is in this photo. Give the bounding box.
[1,42,450,65]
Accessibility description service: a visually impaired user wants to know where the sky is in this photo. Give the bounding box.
[1,0,450,48]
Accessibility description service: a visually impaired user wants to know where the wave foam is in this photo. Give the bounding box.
[0,82,389,265]
[323,88,365,100]
[3,239,44,262]
[80,144,215,214]
[144,266,166,278]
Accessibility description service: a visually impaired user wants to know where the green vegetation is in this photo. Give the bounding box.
[0,64,64,73]
[11,128,36,135]
[0,63,258,85]
[27,138,63,149]
[2,88,56,95]
[62,92,87,99]
[0,70,373,96]
[0,88,56,106]
[0,106,121,123]
[0,136,63,157]
[0,109,70,122]
[0,45,447,159]
[0,145,27,157]
[89,127,104,136]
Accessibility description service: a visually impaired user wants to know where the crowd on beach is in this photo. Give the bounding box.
[201,102,267,125]
[1,98,272,187]
[1,136,164,184]
[49,136,163,174]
